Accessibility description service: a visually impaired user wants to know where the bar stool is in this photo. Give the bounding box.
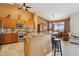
[51,36,62,56]
[54,38,62,56]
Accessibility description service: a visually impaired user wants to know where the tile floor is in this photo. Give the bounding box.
[48,40,79,56]
[0,42,24,56]
[0,37,79,56]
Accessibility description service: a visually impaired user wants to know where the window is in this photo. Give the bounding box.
[54,22,64,32]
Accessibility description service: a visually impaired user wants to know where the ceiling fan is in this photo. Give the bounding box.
[13,3,32,12]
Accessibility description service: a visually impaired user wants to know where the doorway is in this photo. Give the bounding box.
[37,24,40,33]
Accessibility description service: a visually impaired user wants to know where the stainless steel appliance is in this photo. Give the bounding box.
[16,24,27,42]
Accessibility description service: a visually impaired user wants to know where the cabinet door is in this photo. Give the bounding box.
[0,34,13,44]
[3,34,18,44]
[10,19,17,28]
[11,34,18,43]
[0,35,4,44]
[3,34,12,44]
[2,18,10,28]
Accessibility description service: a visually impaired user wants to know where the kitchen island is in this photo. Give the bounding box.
[24,33,52,56]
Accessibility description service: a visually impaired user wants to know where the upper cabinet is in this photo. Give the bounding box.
[0,4,38,34]
[10,19,17,28]
[1,17,10,28]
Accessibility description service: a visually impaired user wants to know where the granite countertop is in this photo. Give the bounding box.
[24,32,49,41]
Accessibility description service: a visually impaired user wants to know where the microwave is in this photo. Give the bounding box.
[16,24,24,29]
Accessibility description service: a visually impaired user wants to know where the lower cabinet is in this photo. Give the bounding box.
[0,35,4,44]
[62,33,69,41]
[0,33,18,44]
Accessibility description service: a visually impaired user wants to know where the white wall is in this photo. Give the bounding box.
[70,12,79,33]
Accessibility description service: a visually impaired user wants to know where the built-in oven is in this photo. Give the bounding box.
[18,32,24,42]
[16,24,26,42]
[16,24,24,29]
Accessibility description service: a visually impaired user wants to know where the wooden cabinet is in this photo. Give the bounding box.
[62,33,69,41]
[1,18,10,28]
[0,33,18,44]
[0,18,18,29]
[0,35,4,44]
[10,19,17,28]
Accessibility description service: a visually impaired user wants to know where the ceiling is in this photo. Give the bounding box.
[25,3,79,21]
